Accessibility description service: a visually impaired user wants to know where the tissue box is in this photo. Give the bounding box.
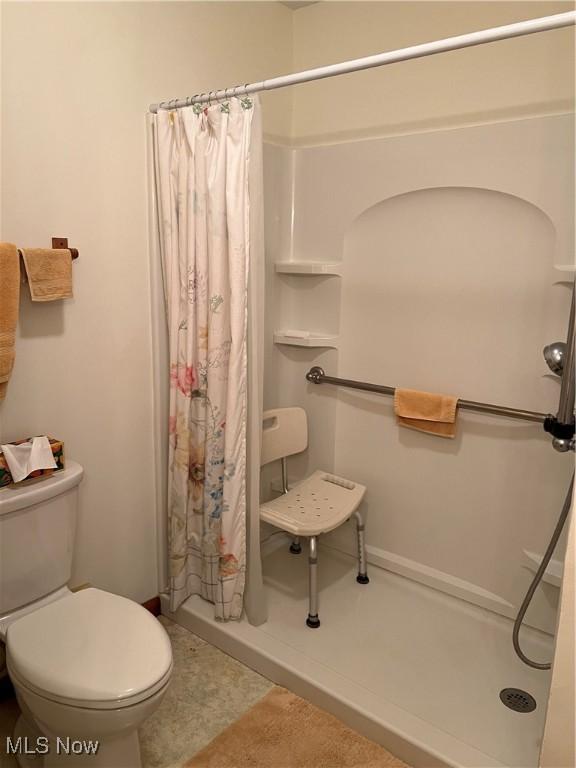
[0,437,65,488]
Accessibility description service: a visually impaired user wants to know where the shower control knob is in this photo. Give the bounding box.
[552,437,575,453]
[543,342,566,376]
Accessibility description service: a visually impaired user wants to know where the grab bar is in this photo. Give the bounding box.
[305,367,548,424]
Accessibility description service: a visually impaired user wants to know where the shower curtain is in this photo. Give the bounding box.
[152,97,266,622]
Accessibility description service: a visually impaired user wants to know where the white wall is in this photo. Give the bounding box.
[0,1,293,603]
[265,116,574,633]
[291,1,575,145]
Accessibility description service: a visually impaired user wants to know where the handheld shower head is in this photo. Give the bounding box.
[543,342,566,376]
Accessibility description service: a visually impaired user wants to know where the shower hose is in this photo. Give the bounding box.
[512,472,574,670]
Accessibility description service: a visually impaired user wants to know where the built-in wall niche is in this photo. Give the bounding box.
[330,182,569,635]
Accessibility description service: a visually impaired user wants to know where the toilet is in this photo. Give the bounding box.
[0,461,172,767]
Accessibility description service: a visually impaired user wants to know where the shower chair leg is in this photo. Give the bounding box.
[354,510,369,584]
[306,536,320,628]
[290,536,302,554]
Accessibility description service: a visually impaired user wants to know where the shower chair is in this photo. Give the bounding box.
[260,407,369,628]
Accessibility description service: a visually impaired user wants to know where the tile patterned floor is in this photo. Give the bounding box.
[0,616,273,768]
[141,617,274,767]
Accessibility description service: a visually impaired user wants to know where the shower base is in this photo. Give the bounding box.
[161,537,552,768]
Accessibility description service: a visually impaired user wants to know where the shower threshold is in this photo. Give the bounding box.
[161,538,552,768]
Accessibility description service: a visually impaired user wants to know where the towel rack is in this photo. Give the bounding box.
[51,237,79,260]
[17,238,79,260]
[305,366,548,424]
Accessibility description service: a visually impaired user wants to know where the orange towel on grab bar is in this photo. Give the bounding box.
[394,388,458,439]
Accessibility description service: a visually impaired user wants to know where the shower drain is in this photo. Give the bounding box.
[499,688,537,713]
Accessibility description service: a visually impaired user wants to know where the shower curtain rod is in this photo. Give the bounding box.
[149,11,575,113]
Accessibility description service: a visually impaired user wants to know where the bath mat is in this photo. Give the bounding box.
[186,686,410,768]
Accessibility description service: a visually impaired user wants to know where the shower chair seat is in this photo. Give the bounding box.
[260,470,366,537]
[261,407,369,629]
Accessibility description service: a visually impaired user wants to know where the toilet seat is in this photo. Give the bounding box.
[8,663,172,711]
[6,588,172,710]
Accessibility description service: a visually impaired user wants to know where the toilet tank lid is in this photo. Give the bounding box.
[0,460,83,517]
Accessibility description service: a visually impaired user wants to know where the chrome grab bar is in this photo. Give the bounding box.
[305,367,548,424]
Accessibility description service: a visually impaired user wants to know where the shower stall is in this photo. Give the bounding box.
[150,14,575,768]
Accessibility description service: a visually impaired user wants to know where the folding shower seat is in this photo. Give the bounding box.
[260,407,369,628]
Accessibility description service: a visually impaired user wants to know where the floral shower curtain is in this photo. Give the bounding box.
[152,97,264,620]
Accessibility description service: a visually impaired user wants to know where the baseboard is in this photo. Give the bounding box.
[142,596,161,616]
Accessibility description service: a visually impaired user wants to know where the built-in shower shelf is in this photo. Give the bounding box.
[274,332,339,349]
[522,549,563,588]
[554,264,576,275]
[275,261,342,276]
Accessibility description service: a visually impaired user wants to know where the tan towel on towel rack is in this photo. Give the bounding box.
[20,248,73,301]
[0,243,21,400]
[394,388,458,438]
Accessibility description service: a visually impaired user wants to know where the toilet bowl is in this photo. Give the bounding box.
[6,588,172,768]
[0,461,172,766]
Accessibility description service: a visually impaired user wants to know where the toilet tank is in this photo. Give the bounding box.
[0,461,83,615]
